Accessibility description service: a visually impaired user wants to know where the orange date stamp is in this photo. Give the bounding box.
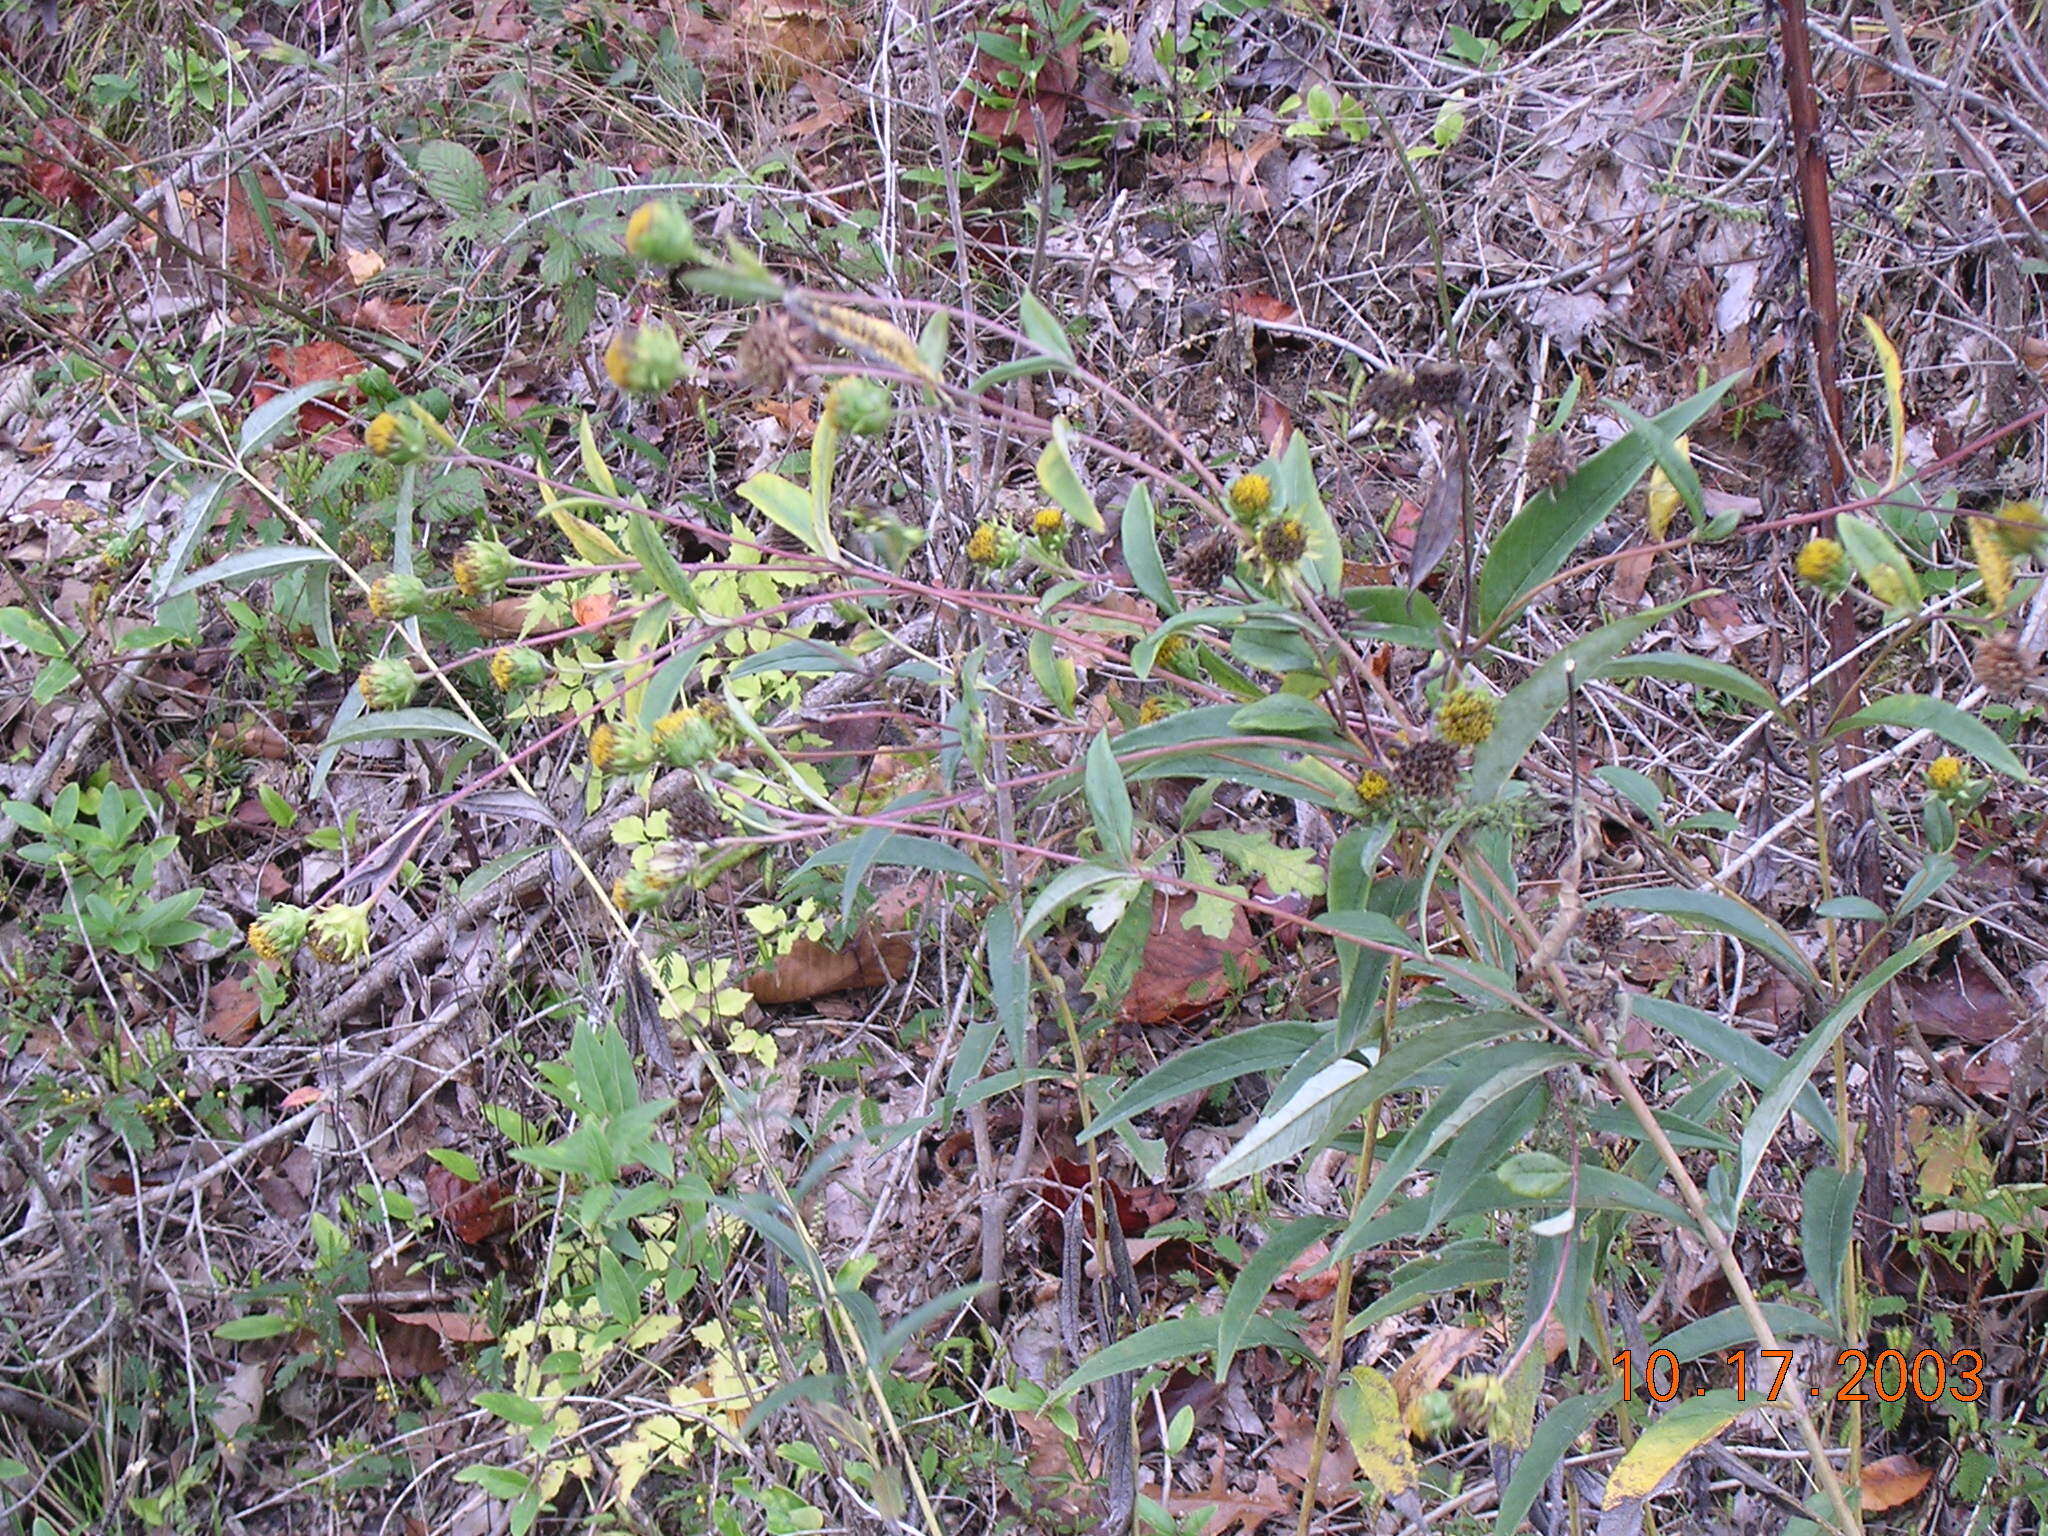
[1614,1348,1985,1405]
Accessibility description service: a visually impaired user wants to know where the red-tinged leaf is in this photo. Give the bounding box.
[1224,290,1297,325]
[1385,497,1424,560]
[25,120,96,209]
[1033,1154,1175,1247]
[958,5,1078,146]
[269,339,369,389]
[570,590,616,630]
[262,341,368,439]
[426,1163,519,1244]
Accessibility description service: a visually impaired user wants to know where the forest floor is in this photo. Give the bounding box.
[1,1,2046,1533]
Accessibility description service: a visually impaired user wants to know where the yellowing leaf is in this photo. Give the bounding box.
[1646,434,1691,542]
[1334,1365,1419,1500]
[538,470,628,564]
[1596,1390,1745,1535]
[1862,315,1907,490]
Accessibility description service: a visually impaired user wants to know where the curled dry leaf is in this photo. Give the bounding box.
[426,1162,519,1244]
[1175,133,1282,215]
[205,974,262,1044]
[464,596,541,639]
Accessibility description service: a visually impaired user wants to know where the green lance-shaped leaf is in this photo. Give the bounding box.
[1478,372,1739,627]
[1837,692,2026,780]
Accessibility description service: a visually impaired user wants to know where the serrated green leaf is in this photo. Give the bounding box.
[1596,886,1818,991]
[323,706,500,755]
[415,140,490,219]
[1084,1021,1323,1143]
[1121,483,1174,615]
[1603,652,1777,712]
[1017,289,1074,363]
[239,379,348,456]
[1468,600,1692,803]
[1802,1165,1862,1327]
[1083,730,1133,863]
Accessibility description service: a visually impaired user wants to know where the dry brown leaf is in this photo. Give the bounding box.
[1896,954,2020,1043]
[745,882,924,1004]
[427,1163,519,1244]
[733,0,862,83]
[391,1309,496,1344]
[1609,543,1656,606]
[205,974,262,1044]
[1156,1453,1293,1536]
[1175,134,1281,214]
[1860,1453,1931,1513]
[465,597,540,639]
[1391,1326,1486,1421]
[1117,891,1265,1025]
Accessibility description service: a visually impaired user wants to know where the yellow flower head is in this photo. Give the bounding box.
[453,538,515,600]
[624,199,700,265]
[1137,697,1170,726]
[1227,473,1272,521]
[1256,516,1308,567]
[247,905,310,962]
[357,658,419,711]
[1032,506,1066,539]
[307,903,372,964]
[1972,516,2016,610]
[1925,754,1966,793]
[363,408,429,465]
[1356,769,1392,806]
[490,646,546,693]
[966,521,1014,567]
[367,572,430,621]
[604,320,686,395]
[589,720,655,776]
[1795,537,1845,588]
[1434,687,1496,749]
